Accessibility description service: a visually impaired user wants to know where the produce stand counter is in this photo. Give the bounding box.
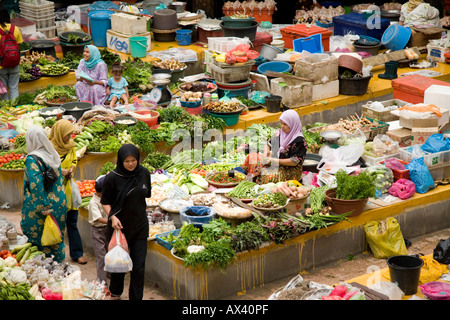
[76,184,450,300]
[232,60,450,130]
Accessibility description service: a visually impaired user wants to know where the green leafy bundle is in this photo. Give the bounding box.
[335,169,376,200]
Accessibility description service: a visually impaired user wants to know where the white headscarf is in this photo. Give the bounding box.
[26,126,61,171]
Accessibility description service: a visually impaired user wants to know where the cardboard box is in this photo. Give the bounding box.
[395,107,449,130]
[387,128,412,147]
[411,127,440,145]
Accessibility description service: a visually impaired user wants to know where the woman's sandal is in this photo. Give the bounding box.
[72,256,88,264]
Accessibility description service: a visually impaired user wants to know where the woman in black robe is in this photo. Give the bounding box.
[101,144,151,300]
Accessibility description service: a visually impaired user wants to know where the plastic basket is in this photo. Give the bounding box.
[364,117,389,141]
[361,153,400,167]
[36,26,57,39]
[399,144,450,169]
[155,229,180,250]
[207,36,250,54]
[361,99,409,123]
[20,14,55,29]
[380,158,410,181]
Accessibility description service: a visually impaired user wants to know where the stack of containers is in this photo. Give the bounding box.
[107,12,151,55]
[19,0,57,39]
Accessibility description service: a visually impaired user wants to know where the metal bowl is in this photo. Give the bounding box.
[320,130,344,142]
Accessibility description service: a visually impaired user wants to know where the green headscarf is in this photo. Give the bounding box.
[83,45,104,70]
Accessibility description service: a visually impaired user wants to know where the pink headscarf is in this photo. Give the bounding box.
[278,110,303,156]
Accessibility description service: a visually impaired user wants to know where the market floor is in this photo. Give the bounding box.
[1,209,449,300]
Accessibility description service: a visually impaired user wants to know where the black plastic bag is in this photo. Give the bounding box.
[433,238,450,264]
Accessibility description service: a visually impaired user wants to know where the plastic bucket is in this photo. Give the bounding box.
[381,24,412,51]
[209,111,242,126]
[387,255,424,295]
[88,10,114,47]
[218,85,252,99]
[220,21,259,42]
[175,29,192,46]
[264,95,282,113]
[129,36,148,58]
[257,61,292,75]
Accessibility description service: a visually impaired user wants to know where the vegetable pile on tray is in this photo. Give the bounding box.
[76,180,96,197]
[252,192,288,209]
[0,152,25,169]
[207,171,245,185]
[203,101,243,113]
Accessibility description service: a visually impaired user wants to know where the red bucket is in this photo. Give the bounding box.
[132,110,159,127]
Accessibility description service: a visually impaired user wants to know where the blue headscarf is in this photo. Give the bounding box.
[83,45,104,70]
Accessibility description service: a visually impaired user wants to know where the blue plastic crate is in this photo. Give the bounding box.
[155,229,180,250]
[332,12,390,40]
[293,33,323,53]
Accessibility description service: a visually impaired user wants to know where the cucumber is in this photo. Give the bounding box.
[11,242,31,254]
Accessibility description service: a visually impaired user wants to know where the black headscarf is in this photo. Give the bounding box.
[105,144,146,217]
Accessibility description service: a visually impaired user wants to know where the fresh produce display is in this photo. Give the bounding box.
[76,180,96,197]
[0,152,25,169]
[179,81,215,92]
[308,185,331,214]
[180,91,202,102]
[100,48,121,69]
[227,180,257,199]
[203,101,243,113]
[141,152,171,172]
[39,63,70,76]
[33,84,76,105]
[366,165,394,194]
[60,51,83,70]
[19,63,42,82]
[271,181,310,199]
[121,57,153,91]
[19,42,32,52]
[252,192,288,209]
[152,58,186,70]
[206,171,245,185]
[335,169,376,200]
[20,51,55,65]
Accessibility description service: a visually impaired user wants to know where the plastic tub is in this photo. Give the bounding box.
[259,43,284,60]
[132,110,159,127]
[61,101,93,121]
[217,85,252,99]
[221,16,255,27]
[88,10,114,47]
[339,73,373,96]
[129,36,148,58]
[209,111,242,126]
[257,61,292,75]
[175,29,192,46]
[179,206,215,227]
[382,24,412,51]
[264,95,282,113]
[220,21,259,42]
[387,255,424,295]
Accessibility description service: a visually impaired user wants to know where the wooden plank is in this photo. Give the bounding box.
[362,47,423,67]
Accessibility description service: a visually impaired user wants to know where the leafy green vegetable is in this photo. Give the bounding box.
[142,152,171,170]
[335,169,376,200]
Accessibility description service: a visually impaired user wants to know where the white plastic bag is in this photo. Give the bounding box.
[372,134,399,157]
[318,144,364,174]
[70,179,82,209]
[104,230,133,273]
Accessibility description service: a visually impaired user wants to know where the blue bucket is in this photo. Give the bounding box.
[175,29,192,46]
[129,36,148,58]
[382,24,412,51]
[257,61,292,75]
[88,10,114,47]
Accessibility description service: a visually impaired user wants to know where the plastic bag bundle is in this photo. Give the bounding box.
[421,133,450,154]
[405,158,435,194]
[420,282,450,300]
[388,178,416,200]
[366,165,394,194]
[104,230,133,273]
[372,134,399,157]
[41,214,62,247]
[364,217,407,259]
[433,238,450,264]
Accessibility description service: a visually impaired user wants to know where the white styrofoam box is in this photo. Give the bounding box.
[424,85,450,112]
[399,144,450,168]
[107,30,151,54]
[270,77,313,108]
[111,12,149,36]
[312,79,339,101]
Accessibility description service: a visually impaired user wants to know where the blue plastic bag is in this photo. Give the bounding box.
[405,157,435,194]
[421,134,450,154]
[0,129,18,140]
[250,91,271,104]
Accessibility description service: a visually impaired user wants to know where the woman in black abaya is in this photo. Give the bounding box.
[101,144,151,300]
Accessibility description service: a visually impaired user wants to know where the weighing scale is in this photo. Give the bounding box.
[320,130,343,149]
[149,74,173,106]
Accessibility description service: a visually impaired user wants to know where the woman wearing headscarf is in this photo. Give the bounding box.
[21,126,67,262]
[75,45,109,105]
[399,0,440,27]
[49,119,87,264]
[101,144,151,300]
[257,110,307,184]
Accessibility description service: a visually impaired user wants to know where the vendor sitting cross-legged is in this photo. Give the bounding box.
[256,110,308,184]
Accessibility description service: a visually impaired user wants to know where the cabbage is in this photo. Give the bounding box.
[189,173,208,189]
[33,116,45,125]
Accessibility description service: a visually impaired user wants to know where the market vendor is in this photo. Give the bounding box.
[75,45,108,105]
[399,0,441,27]
[256,110,307,184]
